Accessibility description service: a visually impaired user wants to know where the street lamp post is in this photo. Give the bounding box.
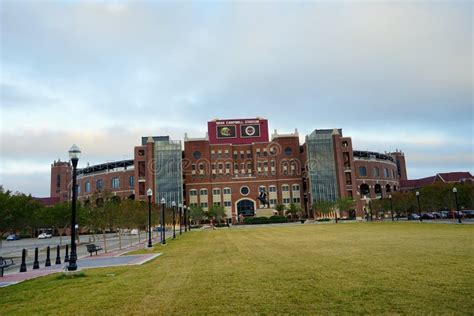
[172,201,176,239]
[161,198,166,244]
[453,187,461,224]
[147,189,153,248]
[389,194,394,221]
[416,191,422,222]
[179,203,182,235]
[67,144,81,271]
[368,199,373,221]
[184,205,187,232]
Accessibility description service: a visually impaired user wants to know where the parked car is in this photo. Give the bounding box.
[431,212,447,219]
[408,214,420,220]
[447,211,464,219]
[6,234,20,241]
[421,213,435,220]
[38,232,53,239]
[462,210,474,219]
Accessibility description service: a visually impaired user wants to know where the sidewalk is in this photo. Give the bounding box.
[0,233,169,288]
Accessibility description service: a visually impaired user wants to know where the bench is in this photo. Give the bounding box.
[0,257,14,277]
[86,244,103,256]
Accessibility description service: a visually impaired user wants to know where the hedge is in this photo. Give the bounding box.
[243,216,289,225]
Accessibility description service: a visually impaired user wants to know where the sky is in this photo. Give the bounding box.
[0,1,473,197]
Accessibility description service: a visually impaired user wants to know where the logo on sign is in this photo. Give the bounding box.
[241,124,260,138]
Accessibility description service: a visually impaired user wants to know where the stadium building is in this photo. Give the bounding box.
[50,117,408,220]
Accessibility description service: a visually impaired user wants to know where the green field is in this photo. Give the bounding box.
[1,222,473,314]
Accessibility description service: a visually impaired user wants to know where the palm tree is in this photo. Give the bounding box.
[275,204,286,217]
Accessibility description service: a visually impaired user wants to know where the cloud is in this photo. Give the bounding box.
[0,1,472,195]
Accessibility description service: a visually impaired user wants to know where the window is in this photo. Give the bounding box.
[269,186,276,192]
[56,174,61,188]
[200,189,208,196]
[192,151,202,160]
[85,181,91,193]
[269,199,277,205]
[224,201,232,207]
[384,168,389,178]
[200,202,208,208]
[240,186,250,196]
[293,197,301,203]
[292,184,300,191]
[138,161,145,177]
[282,185,289,192]
[190,189,198,196]
[96,179,104,191]
[240,151,244,159]
[223,188,231,195]
[246,150,252,158]
[359,166,367,176]
[139,182,145,195]
[233,151,238,159]
[284,147,293,155]
[138,149,145,156]
[283,198,291,204]
[213,202,221,206]
[192,164,196,171]
[129,176,134,187]
[373,167,380,177]
[76,185,80,195]
[342,141,348,147]
[111,177,120,189]
[213,188,221,195]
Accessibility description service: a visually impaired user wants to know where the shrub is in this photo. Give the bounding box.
[243,216,289,225]
[269,216,288,223]
[317,218,331,222]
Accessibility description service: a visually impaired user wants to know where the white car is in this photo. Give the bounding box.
[38,232,52,239]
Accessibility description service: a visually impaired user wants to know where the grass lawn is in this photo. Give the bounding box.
[1,222,473,314]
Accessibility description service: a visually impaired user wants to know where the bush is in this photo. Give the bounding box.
[243,216,289,225]
[317,218,331,222]
[269,216,288,223]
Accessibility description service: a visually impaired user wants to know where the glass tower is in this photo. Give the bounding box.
[305,129,341,202]
[154,138,183,206]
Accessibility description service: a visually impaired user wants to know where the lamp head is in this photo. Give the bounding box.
[161,198,165,204]
[147,188,153,197]
[453,187,457,193]
[178,203,182,208]
[68,144,81,161]
[388,194,392,199]
[416,191,419,196]
[172,201,176,207]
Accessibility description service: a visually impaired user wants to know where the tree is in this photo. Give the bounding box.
[207,204,227,224]
[286,203,301,220]
[335,197,355,219]
[313,200,335,219]
[275,204,286,217]
[189,205,205,225]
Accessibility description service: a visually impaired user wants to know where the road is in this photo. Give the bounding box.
[1,228,181,275]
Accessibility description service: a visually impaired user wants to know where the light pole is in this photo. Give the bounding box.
[172,201,176,239]
[453,187,461,224]
[389,194,394,221]
[67,144,81,271]
[161,198,166,244]
[368,199,373,221]
[416,191,422,222]
[184,204,187,232]
[179,203,182,235]
[147,188,153,248]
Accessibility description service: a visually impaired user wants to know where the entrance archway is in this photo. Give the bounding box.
[237,199,255,217]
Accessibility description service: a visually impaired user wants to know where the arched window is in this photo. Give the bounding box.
[223,187,231,195]
[199,189,208,196]
[373,167,380,177]
[386,184,391,193]
[189,189,198,196]
[359,166,367,177]
[360,183,370,196]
